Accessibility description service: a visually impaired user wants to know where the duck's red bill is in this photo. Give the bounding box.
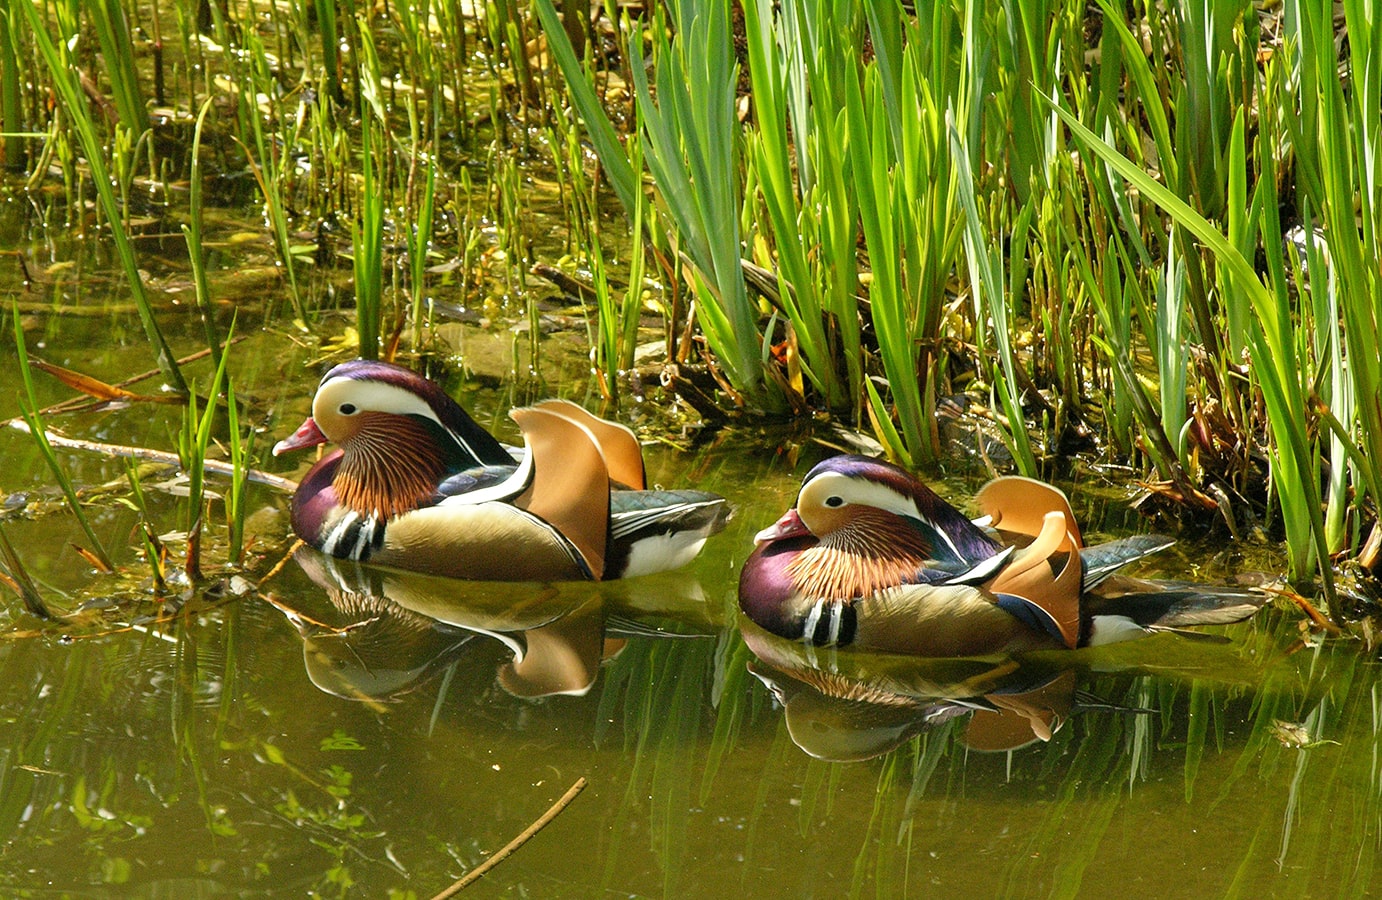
[754,508,811,543]
[273,417,328,455]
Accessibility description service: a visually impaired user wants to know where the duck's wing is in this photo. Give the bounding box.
[830,583,1071,657]
[530,399,647,490]
[1080,534,1175,590]
[433,464,522,501]
[605,489,730,578]
[609,489,729,538]
[510,405,613,580]
[974,476,1083,649]
[974,476,1084,546]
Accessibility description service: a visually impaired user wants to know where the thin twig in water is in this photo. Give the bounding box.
[257,540,306,587]
[6,420,298,494]
[429,777,588,898]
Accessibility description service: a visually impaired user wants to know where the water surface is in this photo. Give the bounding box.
[0,167,1376,900]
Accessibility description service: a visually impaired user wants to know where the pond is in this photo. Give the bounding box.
[1,289,1377,898]
[0,101,1378,900]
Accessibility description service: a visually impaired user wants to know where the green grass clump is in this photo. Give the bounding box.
[3,0,1378,616]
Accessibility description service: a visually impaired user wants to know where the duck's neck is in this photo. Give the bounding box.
[787,512,932,601]
[333,415,453,519]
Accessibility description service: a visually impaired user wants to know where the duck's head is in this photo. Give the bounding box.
[747,455,1001,602]
[756,456,996,561]
[273,360,514,518]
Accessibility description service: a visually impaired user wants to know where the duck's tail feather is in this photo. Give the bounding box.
[605,491,731,579]
[1081,576,1267,645]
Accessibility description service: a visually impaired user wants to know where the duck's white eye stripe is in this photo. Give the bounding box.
[314,378,443,427]
[800,472,921,520]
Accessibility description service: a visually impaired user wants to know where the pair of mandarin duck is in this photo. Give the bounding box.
[274,360,1264,659]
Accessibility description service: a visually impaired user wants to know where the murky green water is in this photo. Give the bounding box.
[3,316,1379,898]
[2,160,1380,900]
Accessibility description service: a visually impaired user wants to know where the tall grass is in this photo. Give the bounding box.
[20,1,186,394]
[4,0,1379,608]
[527,0,1378,605]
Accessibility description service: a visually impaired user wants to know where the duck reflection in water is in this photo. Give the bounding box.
[270,549,717,703]
[743,622,1095,761]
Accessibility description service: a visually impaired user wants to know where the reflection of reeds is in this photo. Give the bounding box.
[123,459,167,595]
[0,522,55,618]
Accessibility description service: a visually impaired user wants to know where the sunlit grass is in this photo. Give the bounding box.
[2,0,1379,612]
[20,1,186,395]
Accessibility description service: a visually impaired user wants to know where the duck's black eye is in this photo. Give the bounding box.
[339,403,357,415]
[824,496,845,508]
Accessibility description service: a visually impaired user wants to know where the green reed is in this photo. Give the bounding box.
[352,20,385,360]
[1292,0,1382,556]
[176,322,233,580]
[0,0,25,172]
[742,0,860,415]
[532,0,639,215]
[86,0,147,137]
[222,374,253,565]
[314,0,345,107]
[635,3,777,410]
[184,98,221,370]
[11,305,115,573]
[218,8,307,321]
[1053,101,1333,595]
[20,1,186,394]
[954,142,1038,476]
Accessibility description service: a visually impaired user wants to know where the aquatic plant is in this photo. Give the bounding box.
[3,0,1377,611]
[529,0,1380,612]
[19,1,185,394]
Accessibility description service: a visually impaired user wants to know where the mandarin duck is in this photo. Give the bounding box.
[273,360,729,581]
[738,455,1265,657]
